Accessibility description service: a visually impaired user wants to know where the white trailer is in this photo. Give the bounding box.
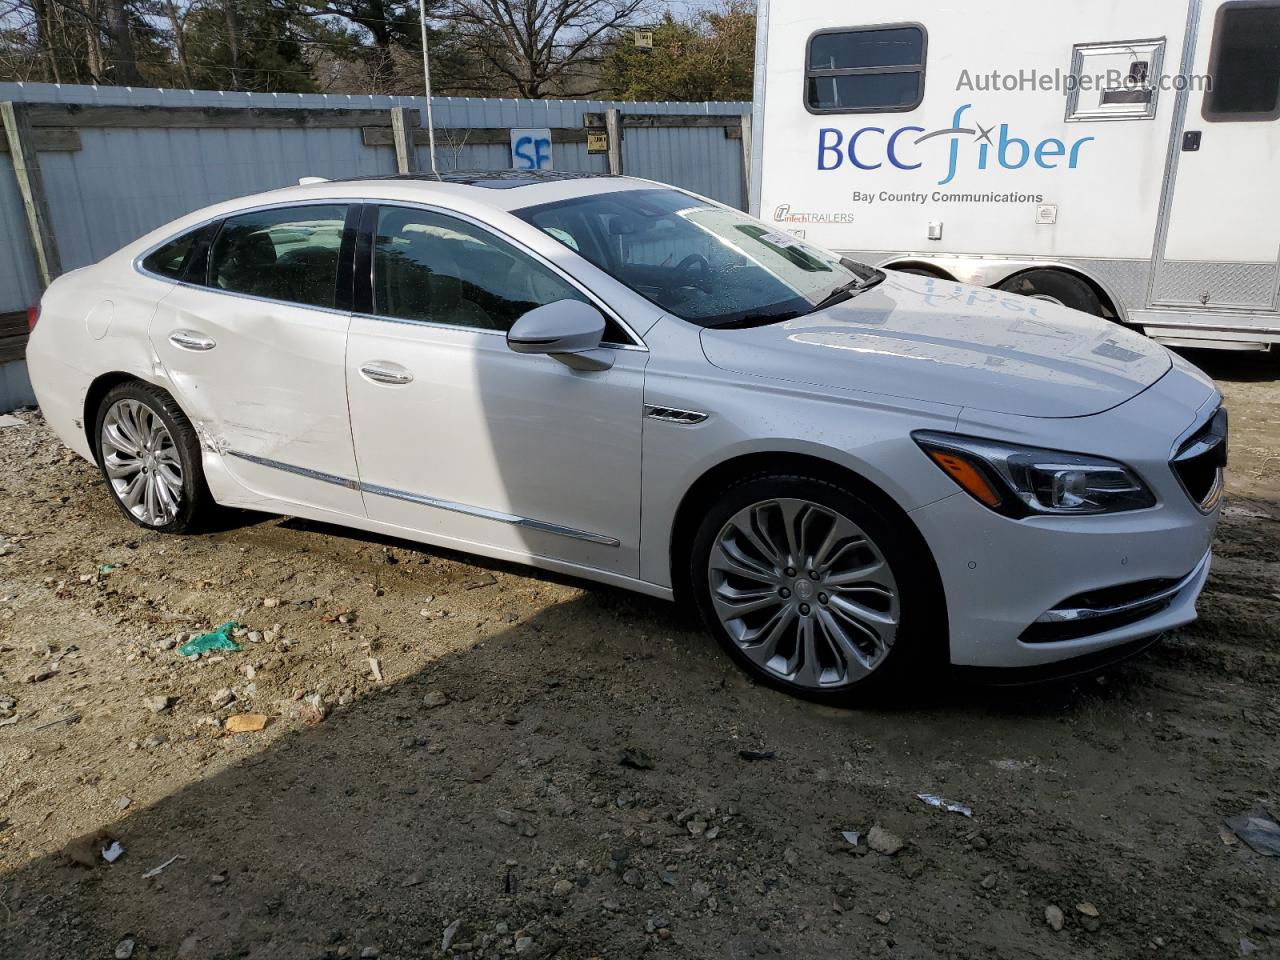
[749,0,1280,350]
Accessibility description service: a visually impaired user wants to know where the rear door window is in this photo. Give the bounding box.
[209,205,349,310]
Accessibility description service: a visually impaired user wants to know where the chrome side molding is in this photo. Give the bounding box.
[645,405,709,425]
[226,450,619,547]
[228,450,360,490]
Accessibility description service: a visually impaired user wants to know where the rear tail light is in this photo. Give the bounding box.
[26,303,40,332]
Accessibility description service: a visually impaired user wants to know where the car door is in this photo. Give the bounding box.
[149,201,365,516]
[345,203,648,578]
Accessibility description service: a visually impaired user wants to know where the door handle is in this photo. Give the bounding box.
[169,330,216,351]
[360,362,414,385]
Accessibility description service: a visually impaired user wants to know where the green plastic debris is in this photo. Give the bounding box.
[99,564,117,575]
[178,621,242,657]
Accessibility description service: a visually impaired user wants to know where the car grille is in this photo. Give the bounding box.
[1172,406,1228,512]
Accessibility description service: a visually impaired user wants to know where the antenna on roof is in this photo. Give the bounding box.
[418,0,440,177]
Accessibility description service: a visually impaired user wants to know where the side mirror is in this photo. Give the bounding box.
[506,300,614,372]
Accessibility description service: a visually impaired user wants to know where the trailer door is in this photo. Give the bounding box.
[1153,0,1280,312]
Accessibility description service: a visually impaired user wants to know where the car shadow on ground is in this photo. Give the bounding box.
[0,565,1168,960]
[1175,347,1280,382]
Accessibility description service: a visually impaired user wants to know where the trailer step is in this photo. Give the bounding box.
[1149,336,1270,352]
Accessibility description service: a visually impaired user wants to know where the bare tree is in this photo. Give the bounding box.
[441,0,646,98]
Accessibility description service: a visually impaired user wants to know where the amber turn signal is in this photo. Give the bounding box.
[924,449,1003,509]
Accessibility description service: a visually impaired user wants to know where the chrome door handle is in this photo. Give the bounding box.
[360,362,414,385]
[169,330,216,351]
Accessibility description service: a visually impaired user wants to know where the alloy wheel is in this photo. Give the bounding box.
[101,398,185,527]
[708,498,900,690]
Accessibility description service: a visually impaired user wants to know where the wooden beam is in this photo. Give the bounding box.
[0,336,28,364]
[26,104,394,130]
[1,102,62,289]
[0,310,28,364]
[739,112,753,212]
[362,126,588,148]
[0,128,81,153]
[584,112,744,130]
[0,310,27,339]
[389,107,418,174]
[605,108,624,176]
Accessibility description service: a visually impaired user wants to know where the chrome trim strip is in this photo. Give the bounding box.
[1033,550,1211,625]
[227,450,361,490]
[349,311,648,352]
[644,404,709,424]
[360,481,621,546]
[226,450,619,546]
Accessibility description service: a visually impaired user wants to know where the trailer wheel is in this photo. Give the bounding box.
[998,270,1104,317]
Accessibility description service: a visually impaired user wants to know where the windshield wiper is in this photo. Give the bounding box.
[806,270,885,314]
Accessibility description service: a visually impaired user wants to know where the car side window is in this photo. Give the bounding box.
[209,205,348,310]
[142,229,201,280]
[372,206,630,343]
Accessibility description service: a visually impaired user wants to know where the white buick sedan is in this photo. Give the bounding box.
[26,171,1226,699]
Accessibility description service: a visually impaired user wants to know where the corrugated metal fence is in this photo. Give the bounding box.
[0,83,750,412]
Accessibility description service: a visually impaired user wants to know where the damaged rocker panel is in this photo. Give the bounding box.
[225,450,620,547]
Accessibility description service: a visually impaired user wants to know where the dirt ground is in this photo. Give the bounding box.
[1,350,1278,960]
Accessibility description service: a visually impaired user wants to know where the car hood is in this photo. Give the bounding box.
[699,272,1172,419]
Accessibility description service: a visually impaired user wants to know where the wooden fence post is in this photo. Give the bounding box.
[390,106,418,174]
[739,112,753,214]
[605,108,624,175]
[1,101,62,288]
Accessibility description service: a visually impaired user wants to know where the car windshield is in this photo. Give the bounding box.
[514,188,881,327]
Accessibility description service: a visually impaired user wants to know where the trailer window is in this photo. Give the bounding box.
[805,25,926,114]
[1203,1,1280,121]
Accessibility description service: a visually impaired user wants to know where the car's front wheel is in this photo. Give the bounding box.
[689,474,943,701]
[94,381,213,533]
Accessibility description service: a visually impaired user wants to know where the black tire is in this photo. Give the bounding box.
[688,473,947,704]
[92,380,214,533]
[998,269,1104,316]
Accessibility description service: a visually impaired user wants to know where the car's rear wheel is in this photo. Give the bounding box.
[689,474,944,702]
[94,381,212,533]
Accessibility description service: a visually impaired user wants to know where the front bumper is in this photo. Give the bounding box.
[912,490,1215,668]
[908,359,1221,670]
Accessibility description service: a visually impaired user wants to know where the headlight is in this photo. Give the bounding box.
[913,432,1156,517]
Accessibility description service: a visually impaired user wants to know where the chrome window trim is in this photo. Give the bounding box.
[155,279,355,319]
[132,197,364,287]
[347,310,647,352]
[227,450,620,546]
[132,196,648,349]
[364,199,648,350]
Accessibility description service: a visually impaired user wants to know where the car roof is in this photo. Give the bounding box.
[279,170,658,213]
[117,171,677,263]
